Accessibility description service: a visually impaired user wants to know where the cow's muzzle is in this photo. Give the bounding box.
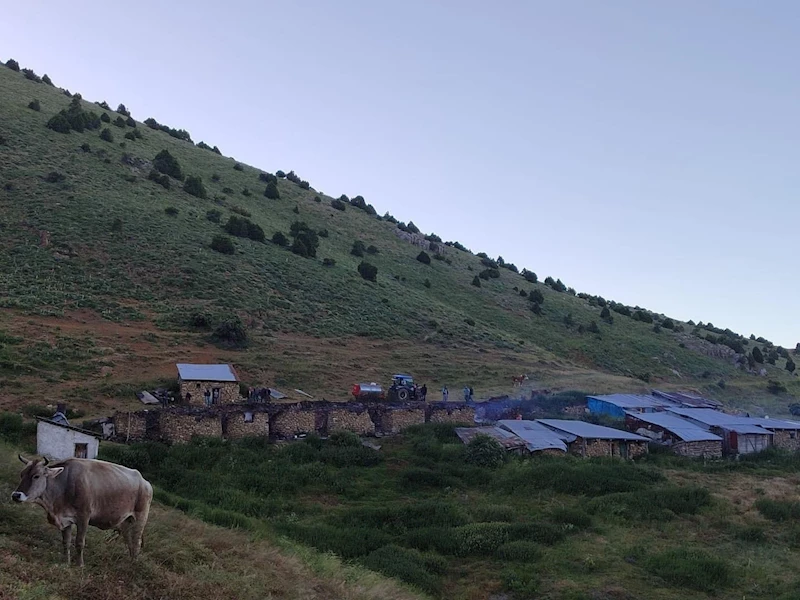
[11,492,26,502]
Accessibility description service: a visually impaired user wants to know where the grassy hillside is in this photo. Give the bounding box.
[100,425,800,600]
[0,60,798,415]
[0,441,421,600]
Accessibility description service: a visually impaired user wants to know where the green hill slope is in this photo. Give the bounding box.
[0,61,797,414]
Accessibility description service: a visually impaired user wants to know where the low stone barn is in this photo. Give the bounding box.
[624,411,722,458]
[455,426,526,454]
[36,417,100,461]
[747,418,800,451]
[666,408,773,456]
[497,420,569,455]
[177,363,240,406]
[537,419,649,459]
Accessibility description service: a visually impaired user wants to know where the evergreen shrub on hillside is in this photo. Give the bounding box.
[183,175,207,199]
[117,104,130,116]
[417,251,431,265]
[322,258,336,267]
[126,116,136,128]
[206,209,222,223]
[213,317,247,347]
[27,99,40,111]
[148,170,170,189]
[100,113,111,123]
[99,101,110,110]
[289,222,319,258]
[272,231,288,246]
[22,68,41,82]
[224,215,264,242]
[164,206,179,216]
[114,116,126,128]
[80,143,91,153]
[351,241,366,257]
[44,171,65,183]
[264,182,280,199]
[471,276,481,288]
[6,59,20,71]
[259,172,277,184]
[153,150,184,180]
[210,235,235,255]
[234,163,244,171]
[42,74,53,86]
[358,261,378,282]
[331,198,346,211]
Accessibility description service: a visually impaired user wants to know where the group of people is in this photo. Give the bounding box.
[247,387,272,403]
[437,385,473,402]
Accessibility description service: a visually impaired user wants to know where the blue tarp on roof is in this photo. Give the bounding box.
[537,419,649,441]
[625,411,722,442]
[176,363,238,382]
[497,420,570,452]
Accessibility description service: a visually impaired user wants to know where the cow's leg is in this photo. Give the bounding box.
[74,517,89,567]
[61,525,73,564]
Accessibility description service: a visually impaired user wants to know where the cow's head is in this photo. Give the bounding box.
[11,455,63,503]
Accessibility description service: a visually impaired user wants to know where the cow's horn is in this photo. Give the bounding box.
[42,457,49,466]
[18,454,30,465]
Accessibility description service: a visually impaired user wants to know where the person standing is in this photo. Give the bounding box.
[463,385,470,402]
[420,384,428,402]
[442,385,449,402]
[203,389,212,407]
[469,386,474,401]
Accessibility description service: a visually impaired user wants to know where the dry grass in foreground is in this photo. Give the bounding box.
[0,447,423,600]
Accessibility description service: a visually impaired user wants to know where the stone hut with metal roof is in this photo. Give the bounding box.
[177,363,241,406]
[665,408,773,456]
[496,420,569,456]
[536,419,649,459]
[624,411,722,458]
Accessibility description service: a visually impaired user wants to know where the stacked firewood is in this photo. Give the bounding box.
[329,408,375,435]
[272,408,317,437]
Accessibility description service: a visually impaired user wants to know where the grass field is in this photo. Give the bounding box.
[0,437,423,600]
[1,62,798,418]
[91,425,800,600]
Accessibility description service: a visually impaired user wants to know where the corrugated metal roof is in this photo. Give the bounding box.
[722,424,774,436]
[625,411,722,442]
[176,363,238,382]
[666,408,750,427]
[454,427,526,450]
[588,394,671,409]
[536,419,649,441]
[497,420,570,452]
[745,418,800,430]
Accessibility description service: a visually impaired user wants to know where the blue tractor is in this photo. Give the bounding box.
[388,373,417,402]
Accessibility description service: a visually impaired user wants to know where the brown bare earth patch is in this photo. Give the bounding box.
[0,309,642,418]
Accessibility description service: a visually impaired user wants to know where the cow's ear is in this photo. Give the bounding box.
[46,467,64,478]
[18,454,30,465]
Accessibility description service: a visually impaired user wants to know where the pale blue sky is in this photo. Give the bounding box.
[3,1,798,346]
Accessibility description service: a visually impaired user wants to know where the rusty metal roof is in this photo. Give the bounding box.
[497,420,569,452]
[454,426,526,450]
[625,411,722,442]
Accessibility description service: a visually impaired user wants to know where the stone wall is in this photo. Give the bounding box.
[114,411,148,442]
[383,407,426,433]
[329,408,375,435]
[428,405,476,425]
[567,438,647,459]
[771,430,800,451]
[179,380,240,405]
[673,440,722,459]
[225,411,269,439]
[627,441,649,459]
[161,412,223,444]
[271,407,317,438]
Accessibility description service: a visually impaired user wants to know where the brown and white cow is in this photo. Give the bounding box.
[11,455,153,566]
[511,374,529,387]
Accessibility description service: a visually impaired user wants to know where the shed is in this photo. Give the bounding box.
[746,418,800,451]
[651,389,722,409]
[36,418,100,461]
[497,420,569,454]
[176,363,240,406]
[536,419,649,459]
[624,411,722,458]
[665,408,773,455]
[586,394,671,418]
[455,427,526,453]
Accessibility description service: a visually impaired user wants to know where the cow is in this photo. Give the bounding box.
[511,374,529,387]
[11,455,153,567]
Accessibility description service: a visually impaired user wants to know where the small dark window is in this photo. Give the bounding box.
[244,412,254,423]
[74,443,88,459]
[791,431,796,440]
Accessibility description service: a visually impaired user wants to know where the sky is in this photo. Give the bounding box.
[3,1,799,346]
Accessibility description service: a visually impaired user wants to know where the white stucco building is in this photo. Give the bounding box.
[36,418,100,461]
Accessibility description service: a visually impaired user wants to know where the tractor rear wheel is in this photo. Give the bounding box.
[397,388,410,402]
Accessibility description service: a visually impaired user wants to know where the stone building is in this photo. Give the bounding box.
[624,411,722,458]
[36,418,100,461]
[537,419,649,459]
[177,363,240,406]
[666,408,774,456]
